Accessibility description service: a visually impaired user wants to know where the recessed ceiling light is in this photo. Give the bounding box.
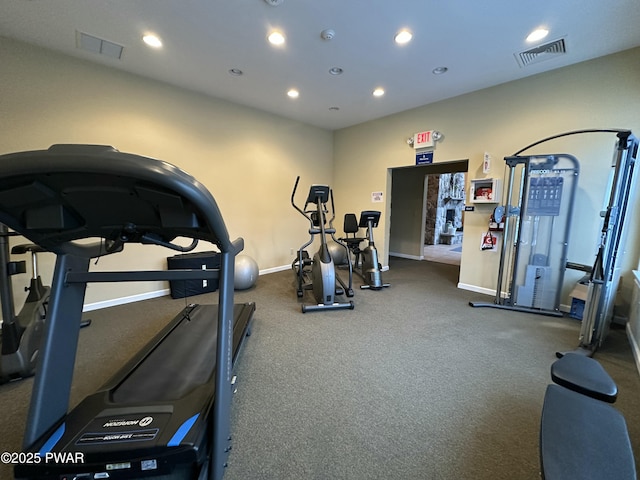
[268,31,285,45]
[142,34,162,48]
[329,67,343,75]
[228,68,243,76]
[526,28,549,42]
[394,29,412,44]
[373,88,385,97]
[432,66,448,75]
[287,89,299,98]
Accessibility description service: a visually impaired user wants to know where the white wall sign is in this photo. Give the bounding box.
[483,152,491,174]
[371,191,384,203]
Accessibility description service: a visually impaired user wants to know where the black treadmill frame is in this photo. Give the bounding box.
[0,144,244,480]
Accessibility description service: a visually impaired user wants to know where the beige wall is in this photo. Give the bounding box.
[1,36,333,307]
[2,35,640,317]
[333,47,640,310]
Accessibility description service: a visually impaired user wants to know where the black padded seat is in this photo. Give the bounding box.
[11,243,47,254]
[551,352,617,403]
[341,213,365,250]
[540,384,636,480]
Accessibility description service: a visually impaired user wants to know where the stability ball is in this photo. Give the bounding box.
[328,241,347,265]
[235,254,258,290]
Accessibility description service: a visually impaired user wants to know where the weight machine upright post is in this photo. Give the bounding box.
[495,160,517,304]
[580,131,637,351]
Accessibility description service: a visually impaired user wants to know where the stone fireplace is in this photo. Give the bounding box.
[425,172,465,245]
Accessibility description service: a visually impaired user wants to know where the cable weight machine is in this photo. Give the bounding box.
[471,152,580,315]
[472,129,638,356]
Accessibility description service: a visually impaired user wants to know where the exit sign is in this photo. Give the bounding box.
[413,130,435,149]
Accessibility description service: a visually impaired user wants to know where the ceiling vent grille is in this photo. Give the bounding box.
[76,31,124,60]
[516,38,566,67]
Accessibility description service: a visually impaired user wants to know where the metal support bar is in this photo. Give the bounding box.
[211,249,235,480]
[65,269,220,284]
[23,253,89,448]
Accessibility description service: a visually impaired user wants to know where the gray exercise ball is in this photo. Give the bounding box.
[327,241,347,265]
[235,254,259,290]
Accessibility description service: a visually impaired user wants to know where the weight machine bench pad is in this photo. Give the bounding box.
[551,353,617,403]
[540,384,636,480]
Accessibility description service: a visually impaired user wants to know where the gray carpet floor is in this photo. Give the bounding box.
[1,257,639,479]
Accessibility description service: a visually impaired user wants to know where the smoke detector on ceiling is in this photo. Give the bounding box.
[264,0,284,6]
[516,37,567,67]
[321,29,336,41]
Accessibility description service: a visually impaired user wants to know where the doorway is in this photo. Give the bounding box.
[388,159,469,266]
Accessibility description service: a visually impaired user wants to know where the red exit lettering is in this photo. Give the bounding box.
[417,131,431,144]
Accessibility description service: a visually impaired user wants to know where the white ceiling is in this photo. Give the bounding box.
[2,0,640,130]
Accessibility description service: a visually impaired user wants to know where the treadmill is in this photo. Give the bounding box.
[0,144,255,480]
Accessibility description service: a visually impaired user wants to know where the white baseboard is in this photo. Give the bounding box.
[389,252,424,261]
[83,288,171,312]
[457,282,495,296]
[259,264,291,275]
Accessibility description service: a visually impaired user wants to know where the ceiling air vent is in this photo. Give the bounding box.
[516,38,566,67]
[76,31,124,60]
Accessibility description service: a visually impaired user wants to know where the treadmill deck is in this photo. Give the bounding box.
[15,302,255,479]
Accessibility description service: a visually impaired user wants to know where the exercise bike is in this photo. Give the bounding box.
[291,177,354,313]
[341,211,390,290]
[0,223,50,384]
[0,224,91,384]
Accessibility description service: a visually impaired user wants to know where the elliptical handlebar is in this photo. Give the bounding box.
[328,189,337,229]
[291,176,308,221]
[291,176,332,229]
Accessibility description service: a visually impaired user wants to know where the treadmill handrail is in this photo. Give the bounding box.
[0,144,236,255]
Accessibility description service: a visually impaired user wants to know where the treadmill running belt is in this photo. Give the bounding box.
[112,304,234,404]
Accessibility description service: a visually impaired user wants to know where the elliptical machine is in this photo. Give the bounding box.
[0,223,49,384]
[342,211,390,290]
[291,177,354,313]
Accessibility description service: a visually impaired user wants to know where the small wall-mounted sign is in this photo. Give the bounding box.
[483,152,491,174]
[371,191,384,203]
[464,205,475,212]
[415,151,434,165]
[481,231,498,251]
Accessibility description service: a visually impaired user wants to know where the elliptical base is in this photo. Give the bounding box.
[301,301,355,313]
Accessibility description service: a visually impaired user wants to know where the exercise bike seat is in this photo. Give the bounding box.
[11,243,47,255]
[551,353,617,403]
[341,213,365,250]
